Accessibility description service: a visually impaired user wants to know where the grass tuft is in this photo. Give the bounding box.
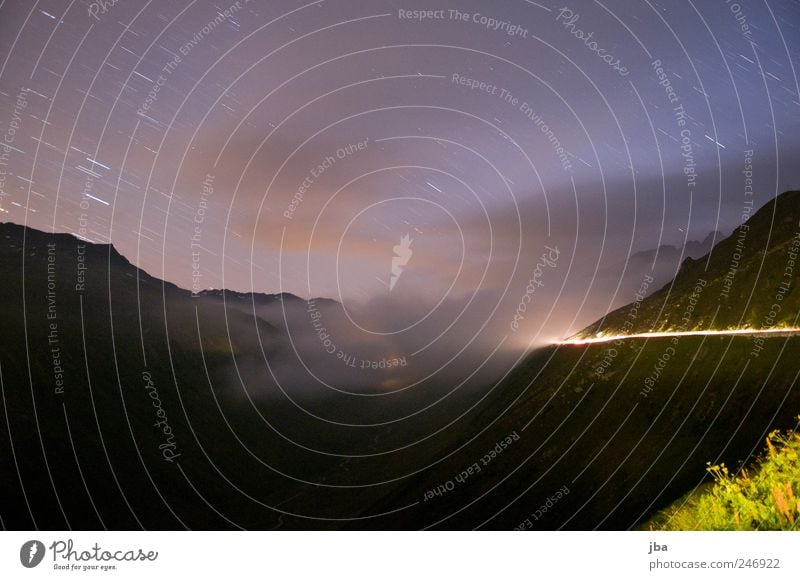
[646,417,800,530]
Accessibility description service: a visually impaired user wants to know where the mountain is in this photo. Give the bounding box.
[573,191,800,339]
[686,230,725,258]
[195,288,336,311]
[564,230,723,336]
[0,221,492,530]
[194,288,338,332]
[623,230,722,283]
[359,191,800,529]
[0,222,392,529]
[2,192,799,530]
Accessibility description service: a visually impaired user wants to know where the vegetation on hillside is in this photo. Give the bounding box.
[647,417,800,530]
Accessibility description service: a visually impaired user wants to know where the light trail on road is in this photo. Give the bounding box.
[558,327,800,346]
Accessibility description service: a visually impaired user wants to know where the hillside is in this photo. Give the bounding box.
[359,334,800,529]
[359,191,800,529]
[0,222,505,530]
[573,191,800,339]
[2,190,799,530]
[646,418,800,530]
[0,223,390,529]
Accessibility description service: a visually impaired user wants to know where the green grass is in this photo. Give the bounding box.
[646,417,800,530]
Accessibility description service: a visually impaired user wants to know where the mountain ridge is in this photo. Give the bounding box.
[2,193,799,530]
[571,190,800,340]
[0,220,334,306]
[359,190,800,529]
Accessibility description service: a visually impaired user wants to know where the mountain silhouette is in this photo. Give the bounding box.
[2,192,799,529]
[361,191,800,529]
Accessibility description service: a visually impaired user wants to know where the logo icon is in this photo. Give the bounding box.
[390,234,413,291]
[20,540,45,568]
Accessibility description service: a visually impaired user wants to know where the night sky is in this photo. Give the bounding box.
[1,0,799,347]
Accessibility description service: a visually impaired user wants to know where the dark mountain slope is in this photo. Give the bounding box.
[0,223,385,529]
[575,191,800,339]
[360,191,800,529]
[3,191,799,530]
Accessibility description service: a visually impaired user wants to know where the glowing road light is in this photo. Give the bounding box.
[558,327,800,346]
